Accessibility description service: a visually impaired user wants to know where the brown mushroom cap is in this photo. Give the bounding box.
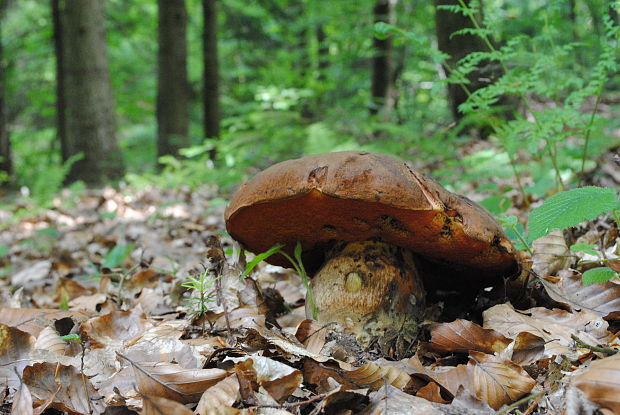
[225,151,517,277]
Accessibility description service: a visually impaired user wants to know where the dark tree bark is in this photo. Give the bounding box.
[52,0,67,162]
[434,0,515,123]
[203,0,220,159]
[370,0,396,117]
[58,0,124,184]
[157,0,189,159]
[316,25,329,81]
[0,1,11,184]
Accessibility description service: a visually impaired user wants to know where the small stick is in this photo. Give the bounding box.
[206,235,233,345]
[251,392,329,409]
[571,334,618,356]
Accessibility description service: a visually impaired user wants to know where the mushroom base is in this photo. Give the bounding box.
[307,240,425,353]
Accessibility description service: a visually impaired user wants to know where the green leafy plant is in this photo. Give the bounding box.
[241,241,318,320]
[582,267,619,286]
[182,268,218,322]
[102,244,136,269]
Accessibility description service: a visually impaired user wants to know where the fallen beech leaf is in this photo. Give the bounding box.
[483,303,610,359]
[416,381,449,404]
[119,353,229,404]
[295,319,329,354]
[141,394,194,415]
[23,362,104,415]
[234,359,258,405]
[345,361,411,390]
[34,326,69,355]
[363,384,443,415]
[531,230,570,277]
[433,351,535,410]
[68,293,108,312]
[229,356,303,402]
[0,323,35,389]
[247,326,330,362]
[427,319,511,354]
[542,269,620,317]
[194,374,241,415]
[79,308,153,349]
[213,306,265,330]
[11,382,33,415]
[574,353,620,413]
[512,332,546,365]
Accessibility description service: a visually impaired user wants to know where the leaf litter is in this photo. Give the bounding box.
[0,184,619,414]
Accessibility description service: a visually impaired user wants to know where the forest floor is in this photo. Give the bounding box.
[0,149,620,414]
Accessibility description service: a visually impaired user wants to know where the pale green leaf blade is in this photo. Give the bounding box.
[241,243,284,280]
[582,267,618,285]
[527,187,617,242]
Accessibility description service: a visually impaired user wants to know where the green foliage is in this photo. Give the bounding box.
[241,243,284,280]
[102,244,135,269]
[570,243,600,257]
[527,186,618,242]
[582,267,618,285]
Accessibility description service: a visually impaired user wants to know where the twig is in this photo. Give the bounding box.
[495,390,547,415]
[251,392,329,409]
[571,334,618,355]
[206,235,234,345]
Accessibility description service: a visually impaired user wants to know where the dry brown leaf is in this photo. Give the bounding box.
[79,308,153,349]
[0,323,35,389]
[213,306,265,330]
[141,394,194,415]
[0,308,92,337]
[56,277,92,303]
[247,325,330,362]
[512,332,546,365]
[542,269,620,317]
[68,293,108,312]
[361,384,444,415]
[194,374,241,415]
[295,319,329,354]
[345,361,412,390]
[416,381,450,404]
[34,326,69,355]
[229,356,303,402]
[119,353,229,404]
[531,230,571,277]
[426,319,511,355]
[234,359,258,405]
[574,353,620,413]
[433,351,535,410]
[483,303,610,359]
[11,382,34,415]
[23,362,104,415]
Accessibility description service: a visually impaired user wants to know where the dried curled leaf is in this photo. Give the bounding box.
[194,374,241,415]
[119,353,229,404]
[531,230,570,277]
[345,361,411,390]
[0,323,35,389]
[11,382,33,415]
[426,319,511,355]
[573,353,620,413]
[433,351,536,410]
[34,326,69,355]
[541,269,620,317]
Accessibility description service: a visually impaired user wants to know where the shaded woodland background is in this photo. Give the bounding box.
[0,0,619,206]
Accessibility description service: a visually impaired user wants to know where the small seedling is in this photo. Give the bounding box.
[182,267,218,324]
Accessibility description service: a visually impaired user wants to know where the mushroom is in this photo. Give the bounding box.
[225,151,518,345]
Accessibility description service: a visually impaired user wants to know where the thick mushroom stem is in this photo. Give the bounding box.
[307,240,425,345]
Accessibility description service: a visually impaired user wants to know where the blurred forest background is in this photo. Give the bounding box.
[0,0,619,212]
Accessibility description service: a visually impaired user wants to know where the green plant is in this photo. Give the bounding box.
[102,244,136,269]
[182,267,218,321]
[241,241,318,320]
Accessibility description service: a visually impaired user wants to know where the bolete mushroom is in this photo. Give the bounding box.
[225,151,517,345]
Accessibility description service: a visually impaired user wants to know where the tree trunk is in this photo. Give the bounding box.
[370,0,396,118]
[434,0,515,124]
[52,0,67,163]
[59,0,124,184]
[157,0,189,159]
[0,1,11,184]
[203,0,220,160]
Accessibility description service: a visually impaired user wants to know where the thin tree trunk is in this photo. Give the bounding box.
[370,0,396,118]
[0,1,11,184]
[52,0,67,162]
[434,0,515,124]
[157,0,189,159]
[203,0,220,160]
[60,0,124,184]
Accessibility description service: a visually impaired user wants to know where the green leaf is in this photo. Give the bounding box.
[0,245,7,257]
[102,244,135,269]
[241,243,284,280]
[582,267,618,285]
[527,187,618,242]
[570,243,599,256]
